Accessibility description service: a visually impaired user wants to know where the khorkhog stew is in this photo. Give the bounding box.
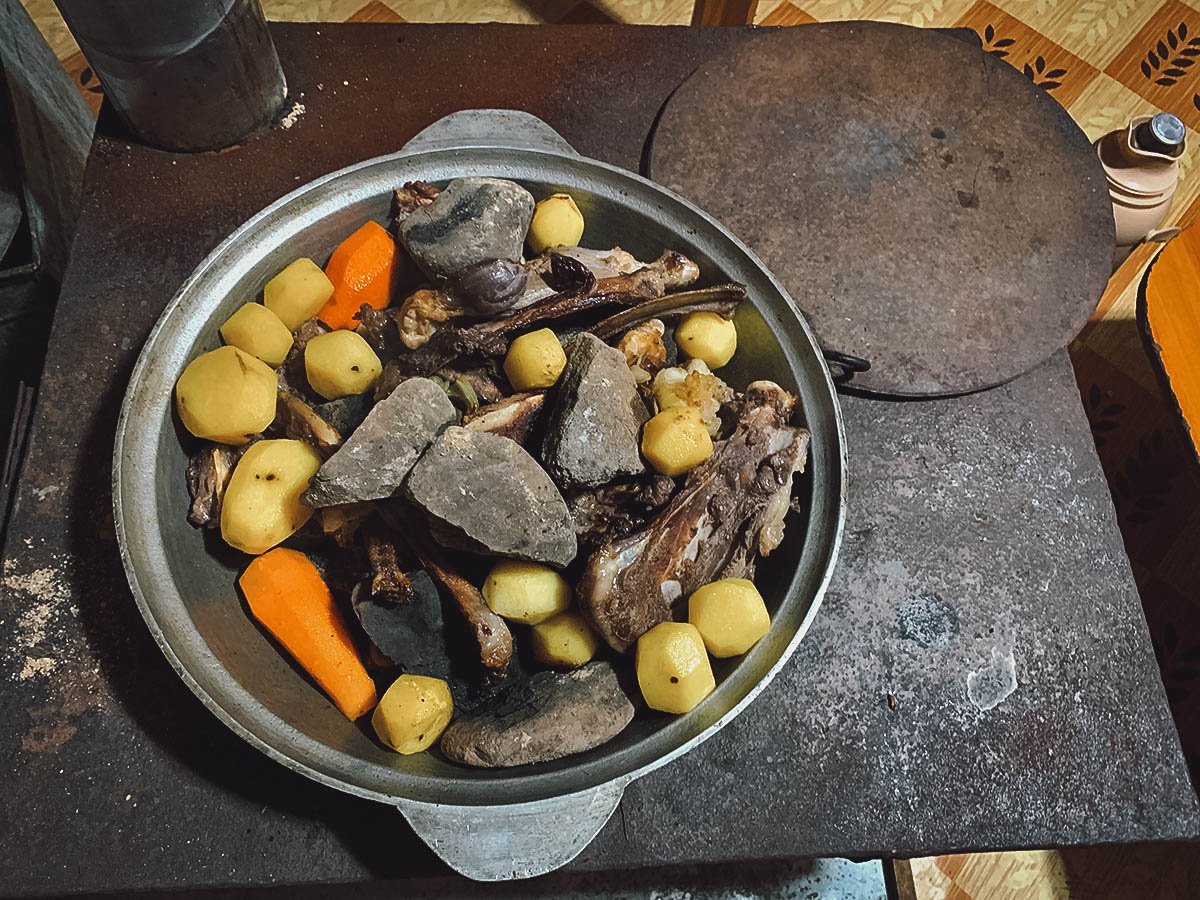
[174,177,812,768]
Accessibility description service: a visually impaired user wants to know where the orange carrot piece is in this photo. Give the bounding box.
[239,548,377,719]
[318,221,398,330]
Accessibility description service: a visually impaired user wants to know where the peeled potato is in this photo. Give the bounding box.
[220,439,322,554]
[635,622,715,714]
[482,560,571,625]
[372,674,453,755]
[527,193,584,254]
[641,405,714,477]
[175,346,277,445]
[264,258,335,331]
[688,578,771,657]
[503,328,567,390]
[304,330,382,400]
[675,312,737,369]
[531,609,600,667]
[219,302,294,366]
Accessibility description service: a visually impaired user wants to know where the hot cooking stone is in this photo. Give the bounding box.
[302,376,456,507]
[404,426,577,567]
[398,177,534,280]
[542,332,648,488]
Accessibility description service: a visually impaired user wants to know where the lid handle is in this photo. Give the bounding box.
[401,109,579,156]
[396,780,625,880]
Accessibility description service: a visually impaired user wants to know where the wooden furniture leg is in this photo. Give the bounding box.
[691,0,758,26]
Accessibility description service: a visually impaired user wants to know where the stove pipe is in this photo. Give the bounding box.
[53,0,288,152]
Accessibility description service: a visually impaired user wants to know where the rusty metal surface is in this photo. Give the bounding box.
[649,22,1116,397]
[0,23,1195,896]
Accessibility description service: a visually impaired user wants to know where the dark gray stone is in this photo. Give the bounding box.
[398,177,534,280]
[302,377,456,507]
[542,333,648,488]
[314,393,372,435]
[405,426,577,567]
[440,662,635,767]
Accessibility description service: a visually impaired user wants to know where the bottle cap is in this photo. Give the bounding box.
[1150,113,1185,150]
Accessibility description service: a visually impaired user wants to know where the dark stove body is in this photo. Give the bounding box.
[0,23,1195,896]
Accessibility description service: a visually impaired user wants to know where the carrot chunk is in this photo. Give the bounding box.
[239,548,377,719]
[318,221,398,330]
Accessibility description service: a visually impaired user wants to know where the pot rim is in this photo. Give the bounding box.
[113,140,847,808]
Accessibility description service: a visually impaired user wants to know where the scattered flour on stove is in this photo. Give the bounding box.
[279,101,305,129]
[4,555,72,681]
[19,657,58,680]
[4,552,109,752]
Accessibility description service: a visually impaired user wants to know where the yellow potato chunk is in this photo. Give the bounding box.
[372,674,453,755]
[531,609,600,667]
[641,405,714,477]
[635,622,715,714]
[175,346,277,445]
[688,578,771,657]
[675,312,737,369]
[264,258,335,331]
[219,302,294,366]
[527,193,585,254]
[482,560,571,625]
[304,330,382,400]
[503,328,567,390]
[220,439,322,554]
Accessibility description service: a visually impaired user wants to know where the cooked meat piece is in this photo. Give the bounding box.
[397,288,461,350]
[185,443,244,527]
[356,303,406,359]
[567,474,676,547]
[436,367,505,406]
[617,319,667,383]
[526,246,644,280]
[651,359,734,437]
[418,548,513,676]
[273,390,342,456]
[463,392,546,446]
[374,360,406,402]
[317,502,375,549]
[390,254,608,376]
[577,382,810,652]
[719,382,812,573]
[589,284,745,341]
[365,531,413,605]
[277,317,329,401]
[392,180,440,219]
[593,250,699,297]
[516,246,648,309]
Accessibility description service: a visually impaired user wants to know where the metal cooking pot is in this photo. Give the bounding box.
[113,110,846,881]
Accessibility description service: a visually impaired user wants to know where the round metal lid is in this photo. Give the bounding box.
[648,22,1115,396]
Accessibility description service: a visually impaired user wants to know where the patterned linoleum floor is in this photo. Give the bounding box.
[17,1,1200,897]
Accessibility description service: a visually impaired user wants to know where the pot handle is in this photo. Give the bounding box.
[396,780,625,881]
[401,109,580,156]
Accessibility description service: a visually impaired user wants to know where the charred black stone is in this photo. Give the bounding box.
[439,662,634,767]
